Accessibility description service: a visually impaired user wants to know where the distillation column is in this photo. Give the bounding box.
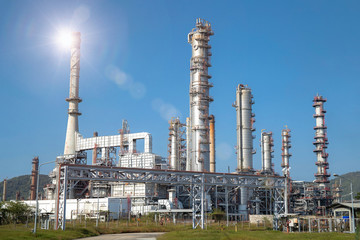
[188,19,214,172]
[233,84,255,172]
[64,32,82,156]
[30,157,39,200]
[313,95,331,215]
[261,131,274,174]
[169,118,180,170]
[281,128,291,171]
[281,128,291,214]
[233,85,255,219]
[313,95,330,186]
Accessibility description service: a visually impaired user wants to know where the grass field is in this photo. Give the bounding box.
[0,221,357,240]
[158,229,356,240]
[0,220,191,240]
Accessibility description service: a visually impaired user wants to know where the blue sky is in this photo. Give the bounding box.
[0,0,359,181]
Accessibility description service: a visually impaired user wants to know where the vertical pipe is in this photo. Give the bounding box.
[284,176,288,215]
[186,117,192,171]
[188,19,213,172]
[64,32,82,155]
[209,115,215,172]
[235,86,243,171]
[92,132,98,165]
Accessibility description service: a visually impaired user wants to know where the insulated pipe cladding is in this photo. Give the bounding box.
[233,84,255,173]
[313,95,330,186]
[64,32,82,155]
[30,156,39,200]
[188,19,214,172]
[209,115,215,173]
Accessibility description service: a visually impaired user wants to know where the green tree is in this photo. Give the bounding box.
[6,201,33,224]
[355,192,360,200]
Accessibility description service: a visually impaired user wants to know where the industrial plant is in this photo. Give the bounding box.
[16,18,348,231]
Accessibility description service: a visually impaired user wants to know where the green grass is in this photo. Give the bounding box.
[0,220,191,239]
[0,225,98,240]
[0,221,356,240]
[158,229,355,240]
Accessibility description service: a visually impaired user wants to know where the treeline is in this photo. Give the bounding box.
[0,175,50,200]
[0,201,33,225]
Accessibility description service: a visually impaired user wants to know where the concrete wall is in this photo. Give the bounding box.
[249,214,273,224]
[24,197,128,220]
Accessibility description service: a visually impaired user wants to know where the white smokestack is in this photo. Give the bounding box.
[64,32,82,155]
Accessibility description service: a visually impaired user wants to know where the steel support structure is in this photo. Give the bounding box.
[55,164,285,230]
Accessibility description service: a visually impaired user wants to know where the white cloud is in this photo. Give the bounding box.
[105,65,146,99]
[216,142,234,161]
[152,98,181,121]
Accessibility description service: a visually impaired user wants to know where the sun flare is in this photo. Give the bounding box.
[56,29,74,49]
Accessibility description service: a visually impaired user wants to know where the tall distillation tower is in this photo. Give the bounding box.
[168,118,186,171]
[313,95,330,186]
[281,128,291,214]
[281,128,291,171]
[233,84,256,172]
[64,32,82,156]
[233,84,256,219]
[187,19,214,172]
[261,131,274,174]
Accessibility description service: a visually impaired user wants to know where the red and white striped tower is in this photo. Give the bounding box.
[313,95,330,186]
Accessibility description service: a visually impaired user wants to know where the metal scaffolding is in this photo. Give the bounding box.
[54,164,285,230]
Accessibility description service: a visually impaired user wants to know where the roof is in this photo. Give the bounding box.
[327,201,360,209]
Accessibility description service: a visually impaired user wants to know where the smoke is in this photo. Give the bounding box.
[105,65,146,99]
[216,142,233,161]
[152,98,181,121]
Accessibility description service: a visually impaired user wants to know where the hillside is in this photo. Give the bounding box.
[330,171,360,201]
[0,174,50,200]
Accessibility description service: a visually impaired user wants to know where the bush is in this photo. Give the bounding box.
[0,201,33,225]
[211,208,225,223]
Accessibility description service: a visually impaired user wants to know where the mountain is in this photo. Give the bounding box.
[330,171,360,201]
[0,174,51,201]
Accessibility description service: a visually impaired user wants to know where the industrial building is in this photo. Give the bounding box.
[23,18,340,230]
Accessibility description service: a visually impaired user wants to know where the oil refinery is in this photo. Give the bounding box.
[21,18,342,231]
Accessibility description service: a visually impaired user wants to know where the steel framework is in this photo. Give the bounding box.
[54,164,285,230]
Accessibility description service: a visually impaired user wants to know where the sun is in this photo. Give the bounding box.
[56,29,74,49]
